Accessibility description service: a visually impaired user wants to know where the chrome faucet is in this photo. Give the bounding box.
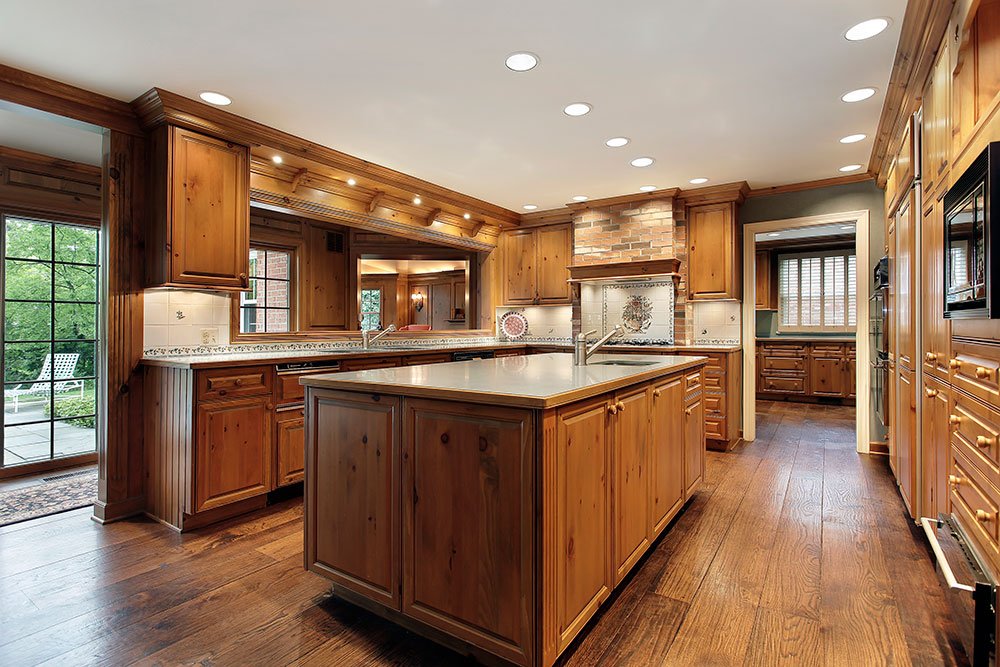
[574,325,623,366]
[362,324,397,350]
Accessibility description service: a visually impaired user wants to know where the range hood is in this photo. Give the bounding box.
[567,258,681,284]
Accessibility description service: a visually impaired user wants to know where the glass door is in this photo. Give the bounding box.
[2,216,100,471]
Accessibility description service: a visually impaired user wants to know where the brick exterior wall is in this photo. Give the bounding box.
[571,197,693,344]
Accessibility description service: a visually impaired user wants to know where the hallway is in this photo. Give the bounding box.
[0,401,966,666]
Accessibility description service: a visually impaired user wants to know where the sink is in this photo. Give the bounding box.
[590,360,658,366]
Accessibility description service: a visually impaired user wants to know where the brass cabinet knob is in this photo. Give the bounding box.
[685,407,693,415]
[949,414,962,426]
[653,388,662,398]
[949,474,964,486]
[977,435,995,448]
[950,358,962,370]
[925,388,938,398]
[234,378,244,386]
[977,509,994,523]
[607,403,618,415]
[925,352,938,363]
[266,403,274,411]
[976,366,993,380]
[616,401,626,412]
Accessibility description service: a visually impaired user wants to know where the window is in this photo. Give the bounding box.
[3,216,100,468]
[360,288,382,332]
[239,247,293,333]
[778,250,856,332]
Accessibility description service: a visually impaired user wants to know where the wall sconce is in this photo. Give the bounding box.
[411,291,425,312]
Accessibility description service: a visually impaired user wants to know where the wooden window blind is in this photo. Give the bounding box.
[777,250,856,332]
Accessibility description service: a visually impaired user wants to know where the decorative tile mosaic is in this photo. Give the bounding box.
[592,280,675,345]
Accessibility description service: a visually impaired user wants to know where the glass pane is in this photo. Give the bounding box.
[5,218,51,261]
[5,301,51,341]
[5,260,51,301]
[54,263,98,302]
[4,422,51,465]
[53,377,95,419]
[4,381,51,425]
[5,342,51,383]
[55,303,97,341]
[54,341,96,379]
[54,418,96,458]
[248,250,262,278]
[266,280,288,309]
[240,306,258,334]
[265,251,289,280]
[55,225,98,265]
[264,309,289,333]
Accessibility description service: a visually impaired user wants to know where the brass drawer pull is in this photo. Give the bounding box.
[976,367,994,380]
[925,388,938,398]
[616,401,626,413]
[977,435,995,448]
[234,378,244,386]
[977,509,994,523]
[653,388,662,398]
[925,352,938,363]
[685,407,693,415]
[607,403,618,415]
[950,358,962,370]
[949,474,964,486]
[949,414,962,426]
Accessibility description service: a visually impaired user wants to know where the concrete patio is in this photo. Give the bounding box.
[3,398,95,466]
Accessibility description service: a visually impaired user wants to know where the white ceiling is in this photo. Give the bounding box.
[0,0,903,210]
[0,102,103,165]
[755,223,856,242]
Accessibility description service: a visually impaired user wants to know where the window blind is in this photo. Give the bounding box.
[777,250,856,331]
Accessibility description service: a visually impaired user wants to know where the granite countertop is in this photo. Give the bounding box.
[299,353,709,409]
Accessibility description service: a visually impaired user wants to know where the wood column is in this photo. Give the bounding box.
[94,129,147,523]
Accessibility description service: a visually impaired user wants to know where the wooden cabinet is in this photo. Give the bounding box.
[922,194,952,380]
[340,356,402,372]
[895,190,917,371]
[754,250,776,310]
[611,385,650,584]
[303,223,349,330]
[502,224,572,305]
[684,390,705,499]
[688,203,740,300]
[809,346,848,397]
[308,390,400,608]
[922,36,952,202]
[148,126,250,290]
[194,395,273,513]
[922,378,950,519]
[896,367,917,516]
[274,406,305,487]
[758,341,856,401]
[650,376,685,537]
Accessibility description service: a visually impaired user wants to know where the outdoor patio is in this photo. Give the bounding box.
[3,397,95,466]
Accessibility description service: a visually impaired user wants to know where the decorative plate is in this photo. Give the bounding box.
[499,311,529,339]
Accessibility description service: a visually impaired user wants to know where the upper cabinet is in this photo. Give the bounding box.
[687,202,741,300]
[501,224,572,305]
[922,34,952,203]
[754,250,777,310]
[147,126,251,290]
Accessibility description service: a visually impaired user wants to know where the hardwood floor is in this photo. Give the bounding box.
[0,401,966,666]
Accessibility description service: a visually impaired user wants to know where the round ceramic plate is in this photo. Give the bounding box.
[499,311,529,339]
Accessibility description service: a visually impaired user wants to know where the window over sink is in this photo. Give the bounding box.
[238,246,293,334]
[778,250,856,332]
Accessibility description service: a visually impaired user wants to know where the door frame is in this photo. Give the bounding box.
[740,209,872,452]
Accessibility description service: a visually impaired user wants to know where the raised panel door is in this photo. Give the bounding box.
[274,406,305,487]
[169,127,249,289]
[537,225,572,304]
[921,195,952,379]
[896,192,916,371]
[755,251,771,309]
[922,378,950,519]
[303,223,348,329]
[650,377,685,537]
[688,203,737,300]
[809,353,847,397]
[685,395,705,498]
[897,367,917,517]
[612,386,651,583]
[194,395,272,512]
[503,229,537,305]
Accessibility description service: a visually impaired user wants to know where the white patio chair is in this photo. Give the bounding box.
[4,353,83,413]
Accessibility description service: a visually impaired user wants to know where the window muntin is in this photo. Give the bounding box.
[239,247,292,334]
[360,288,382,332]
[778,250,857,332]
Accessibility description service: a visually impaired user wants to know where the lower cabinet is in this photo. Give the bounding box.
[612,384,651,583]
[274,406,305,487]
[896,367,917,515]
[921,377,950,519]
[758,341,856,401]
[685,391,706,497]
[650,376,685,537]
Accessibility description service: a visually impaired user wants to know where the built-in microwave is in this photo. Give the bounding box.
[945,142,1000,318]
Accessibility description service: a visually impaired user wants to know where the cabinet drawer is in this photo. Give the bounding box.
[685,371,702,395]
[198,366,272,401]
[276,367,342,405]
[810,343,846,355]
[950,340,1000,409]
[952,390,1000,481]
[704,393,723,415]
[950,447,1000,564]
[704,373,725,391]
[340,357,402,372]
[702,354,726,372]
[845,344,857,359]
[761,356,806,372]
[759,344,806,357]
[705,416,727,440]
[760,375,806,394]
[403,353,454,366]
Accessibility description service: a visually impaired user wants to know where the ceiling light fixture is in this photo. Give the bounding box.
[346,178,356,186]
[413,196,422,205]
[272,155,283,164]
[572,195,588,202]
[523,204,538,210]
[505,52,539,72]
[199,91,232,106]
[606,137,629,148]
[463,213,471,220]
[564,103,592,117]
[840,134,867,144]
[630,157,655,168]
[639,185,657,192]
[841,87,876,103]
[689,177,709,185]
[845,18,890,41]
[839,164,863,172]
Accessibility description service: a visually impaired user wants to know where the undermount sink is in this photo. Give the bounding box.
[590,360,658,366]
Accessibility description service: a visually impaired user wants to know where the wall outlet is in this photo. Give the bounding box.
[201,327,219,345]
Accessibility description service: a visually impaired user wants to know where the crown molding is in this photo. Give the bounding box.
[746,172,875,198]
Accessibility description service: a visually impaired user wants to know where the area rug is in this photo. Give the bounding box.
[0,469,97,527]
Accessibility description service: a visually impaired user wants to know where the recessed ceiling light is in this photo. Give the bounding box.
[523,204,538,210]
[564,103,592,117]
[572,195,589,202]
[272,155,283,164]
[199,91,232,106]
[845,18,890,41]
[606,137,629,148]
[841,87,876,103]
[689,177,709,185]
[839,164,863,172]
[413,196,422,205]
[840,134,867,144]
[346,178,356,186]
[463,213,471,220]
[505,52,539,72]
[768,232,781,237]
[639,185,657,192]
[630,157,655,168]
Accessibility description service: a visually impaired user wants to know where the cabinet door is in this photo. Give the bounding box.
[303,223,348,329]
[809,353,846,397]
[688,203,739,300]
[537,225,572,304]
[650,377,685,537]
[896,367,917,517]
[896,192,916,370]
[194,395,272,512]
[552,396,612,652]
[921,194,952,379]
[755,251,771,309]
[612,386,651,583]
[922,379,950,519]
[274,406,304,487]
[846,350,857,398]
[307,391,400,608]
[402,400,535,665]
[503,229,537,304]
[169,127,249,289]
[685,396,705,498]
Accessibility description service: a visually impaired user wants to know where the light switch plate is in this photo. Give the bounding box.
[201,327,219,345]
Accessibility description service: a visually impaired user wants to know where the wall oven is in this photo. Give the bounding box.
[945,142,1000,318]
[870,256,889,431]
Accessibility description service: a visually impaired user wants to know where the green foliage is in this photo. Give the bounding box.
[44,396,96,429]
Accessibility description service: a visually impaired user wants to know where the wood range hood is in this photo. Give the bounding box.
[567,258,681,283]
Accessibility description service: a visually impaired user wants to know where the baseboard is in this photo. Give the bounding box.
[869,440,890,456]
[91,494,145,524]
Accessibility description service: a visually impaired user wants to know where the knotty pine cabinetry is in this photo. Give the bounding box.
[147,126,251,290]
[687,202,741,300]
[757,340,856,401]
[502,224,572,305]
[754,250,777,310]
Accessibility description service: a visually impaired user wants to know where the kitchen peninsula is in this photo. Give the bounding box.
[301,352,708,666]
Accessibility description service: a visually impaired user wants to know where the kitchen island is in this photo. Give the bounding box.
[301,352,708,666]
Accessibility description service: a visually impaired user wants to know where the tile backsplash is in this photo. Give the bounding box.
[691,301,741,344]
[580,280,675,344]
[495,305,573,340]
[144,288,232,349]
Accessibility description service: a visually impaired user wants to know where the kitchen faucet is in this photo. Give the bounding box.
[573,325,624,366]
[362,324,397,350]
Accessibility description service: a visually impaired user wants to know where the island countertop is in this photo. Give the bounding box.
[300,352,708,408]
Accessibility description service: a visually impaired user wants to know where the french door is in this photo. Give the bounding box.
[1,214,100,474]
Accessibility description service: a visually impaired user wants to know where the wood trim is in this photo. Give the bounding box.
[870,0,955,185]
[0,64,142,136]
[565,188,682,211]
[567,258,681,282]
[0,453,97,480]
[746,173,876,199]
[0,145,102,223]
[676,181,751,207]
[519,208,575,228]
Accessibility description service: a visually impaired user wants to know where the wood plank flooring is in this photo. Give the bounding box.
[0,401,967,666]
